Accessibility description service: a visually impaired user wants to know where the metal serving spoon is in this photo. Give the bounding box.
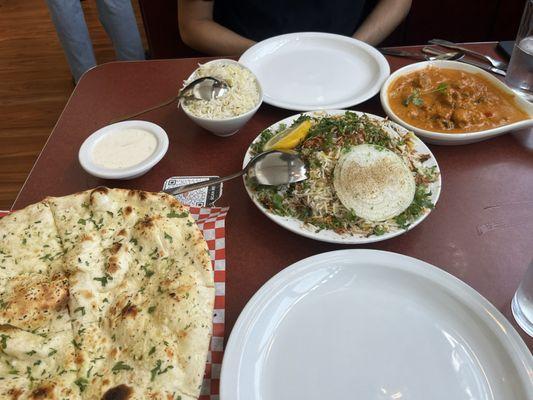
[163,150,307,196]
[111,77,228,123]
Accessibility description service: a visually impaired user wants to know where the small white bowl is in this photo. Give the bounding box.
[79,120,169,179]
[180,59,263,137]
[380,60,533,145]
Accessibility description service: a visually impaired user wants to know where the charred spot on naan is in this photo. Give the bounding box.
[29,383,55,399]
[7,388,24,400]
[74,352,85,366]
[106,256,120,274]
[109,243,122,256]
[168,285,193,302]
[120,302,139,318]
[126,189,148,201]
[102,384,133,400]
[90,187,110,205]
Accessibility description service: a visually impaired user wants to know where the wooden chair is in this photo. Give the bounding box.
[138,0,201,58]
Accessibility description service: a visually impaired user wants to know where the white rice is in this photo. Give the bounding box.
[182,62,260,119]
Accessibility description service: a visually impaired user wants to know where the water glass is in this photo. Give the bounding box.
[512,260,533,336]
[506,0,533,101]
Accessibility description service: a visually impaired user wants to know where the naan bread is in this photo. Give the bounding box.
[0,188,215,400]
[0,202,80,399]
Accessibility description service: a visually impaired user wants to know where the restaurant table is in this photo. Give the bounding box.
[13,42,533,351]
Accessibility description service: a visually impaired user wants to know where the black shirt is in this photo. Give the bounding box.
[213,0,368,42]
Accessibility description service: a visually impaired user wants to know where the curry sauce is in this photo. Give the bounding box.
[388,67,530,133]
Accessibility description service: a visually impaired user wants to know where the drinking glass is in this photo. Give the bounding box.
[512,260,533,336]
[506,0,533,101]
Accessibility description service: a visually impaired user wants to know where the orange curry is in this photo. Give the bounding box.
[388,67,530,133]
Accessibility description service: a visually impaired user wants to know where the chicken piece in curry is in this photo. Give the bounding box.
[388,67,530,133]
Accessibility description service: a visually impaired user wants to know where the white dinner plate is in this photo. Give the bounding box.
[243,110,441,244]
[221,250,533,400]
[239,32,390,111]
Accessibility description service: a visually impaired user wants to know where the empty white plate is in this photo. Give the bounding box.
[239,32,390,111]
[221,250,533,400]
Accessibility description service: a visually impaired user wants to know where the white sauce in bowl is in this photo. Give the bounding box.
[91,128,157,169]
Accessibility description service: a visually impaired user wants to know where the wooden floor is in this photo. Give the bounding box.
[0,0,146,209]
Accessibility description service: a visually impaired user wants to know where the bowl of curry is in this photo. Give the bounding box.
[380,60,533,145]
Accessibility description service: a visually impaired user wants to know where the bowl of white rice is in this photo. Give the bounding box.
[180,59,263,137]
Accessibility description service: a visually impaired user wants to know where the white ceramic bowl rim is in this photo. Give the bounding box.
[78,120,169,179]
[179,59,263,122]
[380,60,533,140]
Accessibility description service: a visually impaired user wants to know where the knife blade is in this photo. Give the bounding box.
[379,48,427,61]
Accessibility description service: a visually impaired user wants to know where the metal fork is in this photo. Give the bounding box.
[429,39,508,71]
[422,47,506,76]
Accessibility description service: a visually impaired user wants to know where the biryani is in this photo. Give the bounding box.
[247,112,439,237]
[181,62,260,119]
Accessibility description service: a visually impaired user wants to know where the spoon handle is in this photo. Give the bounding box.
[110,95,179,124]
[164,170,245,196]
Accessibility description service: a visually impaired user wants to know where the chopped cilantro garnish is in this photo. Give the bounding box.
[111,361,133,374]
[0,334,9,350]
[74,306,85,316]
[141,264,154,277]
[150,359,174,381]
[166,210,188,218]
[93,274,113,287]
[74,377,88,392]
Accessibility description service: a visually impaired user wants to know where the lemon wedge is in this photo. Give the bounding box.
[263,120,312,151]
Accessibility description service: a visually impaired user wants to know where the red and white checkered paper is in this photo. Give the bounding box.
[190,206,228,400]
[0,207,228,400]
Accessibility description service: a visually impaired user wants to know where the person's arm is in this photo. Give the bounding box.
[178,0,255,55]
[353,0,412,46]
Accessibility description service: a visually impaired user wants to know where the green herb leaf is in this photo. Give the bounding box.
[436,82,448,93]
[74,306,85,316]
[0,334,10,350]
[150,359,174,381]
[93,274,113,287]
[402,89,423,107]
[75,377,88,392]
[112,361,133,374]
[166,210,188,218]
[141,264,154,278]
